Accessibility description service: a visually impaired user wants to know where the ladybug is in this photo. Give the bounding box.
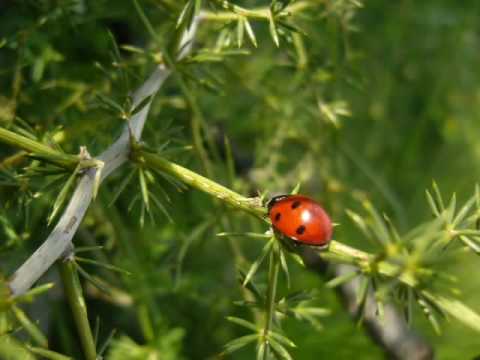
[267,195,333,249]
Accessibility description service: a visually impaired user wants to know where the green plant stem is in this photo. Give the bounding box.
[328,240,370,262]
[12,305,48,348]
[26,346,73,360]
[263,246,280,359]
[0,127,97,169]
[137,150,420,288]
[59,259,96,360]
[137,150,266,219]
[326,241,418,287]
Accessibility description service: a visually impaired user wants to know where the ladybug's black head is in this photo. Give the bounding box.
[266,194,289,211]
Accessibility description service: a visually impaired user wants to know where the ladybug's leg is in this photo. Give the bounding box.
[272,229,298,252]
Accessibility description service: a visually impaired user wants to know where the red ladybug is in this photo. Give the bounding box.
[268,195,333,248]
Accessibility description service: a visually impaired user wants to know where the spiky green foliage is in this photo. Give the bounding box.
[1,0,480,359]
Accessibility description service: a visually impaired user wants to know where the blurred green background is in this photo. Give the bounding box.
[1,0,480,359]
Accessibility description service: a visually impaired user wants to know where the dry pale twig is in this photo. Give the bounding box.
[8,20,200,296]
[300,249,434,360]
[6,13,435,359]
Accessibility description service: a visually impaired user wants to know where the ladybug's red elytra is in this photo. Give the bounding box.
[267,195,333,248]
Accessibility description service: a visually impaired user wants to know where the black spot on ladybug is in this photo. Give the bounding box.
[275,213,281,222]
[296,225,306,235]
[291,201,301,209]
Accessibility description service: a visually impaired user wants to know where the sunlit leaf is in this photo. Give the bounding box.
[423,291,480,333]
[244,18,258,47]
[47,164,80,225]
[269,337,293,360]
[268,330,296,348]
[138,168,150,212]
[223,334,259,354]
[226,316,258,332]
[176,0,194,29]
[12,283,55,304]
[432,181,445,212]
[237,17,245,48]
[268,12,280,47]
[326,271,358,288]
[243,238,274,286]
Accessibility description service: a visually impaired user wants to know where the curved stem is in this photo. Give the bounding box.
[263,245,280,359]
[59,259,96,360]
[138,149,421,290]
[137,150,267,219]
[8,16,200,297]
[0,127,97,170]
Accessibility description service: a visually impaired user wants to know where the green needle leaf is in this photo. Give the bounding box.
[26,346,72,360]
[244,18,258,47]
[12,283,55,304]
[290,182,301,195]
[417,296,442,335]
[279,247,290,288]
[363,200,391,245]
[237,17,245,48]
[109,167,136,207]
[326,271,358,288]
[223,334,259,355]
[346,209,373,241]
[226,316,258,332]
[356,276,370,309]
[460,235,480,255]
[74,246,104,254]
[150,192,173,222]
[75,257,132,275]
[243,238,274,286]
[423,291,480,333]
[12,305,48,347]
[176,0,193,29]
[268,337,293,360]
[98,328,117,357]
[452,192,477,227]
[48,164,80,225]
[256,341,267,360]
[268,11,280,47]
[425,189,440,216]
[95,94,124,114]
[130,94,153,117]
[138,168,150,212]
[194,0,202,16]
[268,330,296,348]
[432,181,445,212]
[217,232,270,238]
[75,263,111,294]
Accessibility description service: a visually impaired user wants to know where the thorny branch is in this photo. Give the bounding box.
[3,11,434,359]
[8,20,200,296]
